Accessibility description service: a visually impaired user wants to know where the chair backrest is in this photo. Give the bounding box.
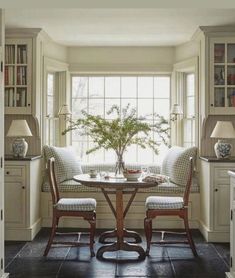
[183,157,194,207]
[48,157,60,205]
[161,146,197,187]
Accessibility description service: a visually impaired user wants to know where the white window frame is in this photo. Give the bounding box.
[173,57,199,148]
[42,57,69,146]
[70,73,171,164]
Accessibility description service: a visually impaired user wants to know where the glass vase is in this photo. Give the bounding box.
[115,154,125,176]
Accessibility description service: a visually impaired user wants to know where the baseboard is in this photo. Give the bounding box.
[1,273,9,278]
[5,218,41,241]
[41,217,199,230]
[199,221,229,242]
[226,272,235,278]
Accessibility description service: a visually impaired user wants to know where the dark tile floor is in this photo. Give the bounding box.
[5,228,229,278]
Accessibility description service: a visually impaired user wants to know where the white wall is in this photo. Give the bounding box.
[43,38,67,62]
[68,46,174,73]
[174,40,199,63]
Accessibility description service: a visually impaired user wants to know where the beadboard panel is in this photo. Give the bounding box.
[200,115,235,156]
[5,115,41,155]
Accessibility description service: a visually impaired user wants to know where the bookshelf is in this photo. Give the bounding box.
[210,38,235,114]
[4,38,32,114]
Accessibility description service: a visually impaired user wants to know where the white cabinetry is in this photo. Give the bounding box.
[4,38,32,114]
[226,171,235,278]
[5,28,43,118]
[4,156,42,241]
[199,157,235,242]
[210,38,235,114]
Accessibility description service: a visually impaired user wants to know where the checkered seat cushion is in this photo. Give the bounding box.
[145,196,184,210]
[55,198,96,211]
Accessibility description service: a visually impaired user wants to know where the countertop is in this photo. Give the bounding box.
[200,156,235,162]
[5,155,42,161]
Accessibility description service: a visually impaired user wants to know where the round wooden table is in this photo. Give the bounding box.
[73,174,157,261]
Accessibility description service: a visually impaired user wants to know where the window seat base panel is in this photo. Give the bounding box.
[40,191,200,230]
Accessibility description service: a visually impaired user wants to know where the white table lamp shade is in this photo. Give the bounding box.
[210,121,235,139]
[58,104,71,116]
[171,104,183,115]
[6,120,32,137]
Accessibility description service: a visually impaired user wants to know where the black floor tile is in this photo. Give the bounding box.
[4,228,230,278]
[6,257,62,277]
[4,241,26,268]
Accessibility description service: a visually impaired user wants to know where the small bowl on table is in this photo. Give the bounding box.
[123,169,142,181]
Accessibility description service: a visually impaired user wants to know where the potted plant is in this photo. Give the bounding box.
[62,104,170,175]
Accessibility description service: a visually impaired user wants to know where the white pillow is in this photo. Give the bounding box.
[161,146,197,187]
[43,146,82,183]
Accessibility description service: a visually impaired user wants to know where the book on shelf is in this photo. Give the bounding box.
[17,45,27,64]
[5,45,15,64]
[5,88,15,107]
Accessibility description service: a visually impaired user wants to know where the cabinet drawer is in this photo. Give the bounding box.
[5,167,23,177]
[214,167,235,180]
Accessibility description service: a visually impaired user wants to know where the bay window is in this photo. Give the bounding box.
[71,75,171,164]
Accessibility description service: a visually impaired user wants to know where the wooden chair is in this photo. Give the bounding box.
[44,158,96,257]
[144,157,197,256]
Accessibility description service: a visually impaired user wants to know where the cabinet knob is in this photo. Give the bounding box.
[6,171,9,175]
[28,104,30,106]
[22,186,25,189]
[211,104,214,107]
[215,188,218,192]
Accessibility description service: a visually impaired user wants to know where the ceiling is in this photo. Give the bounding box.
[5,9,235,46]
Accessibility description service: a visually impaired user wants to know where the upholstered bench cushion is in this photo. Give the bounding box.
[55,198,96,211]
[145,196,184,210]
[42,161,200,194]
[42,179,199,193]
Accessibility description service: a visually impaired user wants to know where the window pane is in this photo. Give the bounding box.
[138,99,153,118]
[71,75,171,163]
[186,96,195,117]
[138,146,153,164]
[121,98,137,110]
[138,77,153,98]
[47,73,54,96]
[47,96,54,116]
[154,99,170,119]
[124,145,137,163]
[89,99,104,116]
[121,77,137,98]
[72,141,88,162]
[105,77,120,98]
[105,98,121,119]
[72,98,88,118]
[89,77,104,98]
[186,74,195,96]
[154,76,170,98]
[72,76,88,98]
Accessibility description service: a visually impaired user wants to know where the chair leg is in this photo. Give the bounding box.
[183,213,197,257]
[44,213,57,256]
[89,216,96,257]
[144,216,152,256]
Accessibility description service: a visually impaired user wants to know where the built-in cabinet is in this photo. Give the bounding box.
[4,156,42,241]
[199,157,235,242]
[210,38,235,114]
[4,28,43,119]
[226,171,235,278]
[4,38,32,114]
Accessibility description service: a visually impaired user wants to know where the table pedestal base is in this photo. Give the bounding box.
[99,229,142,244]
[96,241,146,261]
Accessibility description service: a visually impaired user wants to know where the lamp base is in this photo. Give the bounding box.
[214,140,232,159]
[12,138,28,158]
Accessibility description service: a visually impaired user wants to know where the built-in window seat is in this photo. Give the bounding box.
[40,163,200,230]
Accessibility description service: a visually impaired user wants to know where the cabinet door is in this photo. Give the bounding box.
[4,181,25,227]
[210,38,235,115]
[214,182,230,231]
[5,38,32,115]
